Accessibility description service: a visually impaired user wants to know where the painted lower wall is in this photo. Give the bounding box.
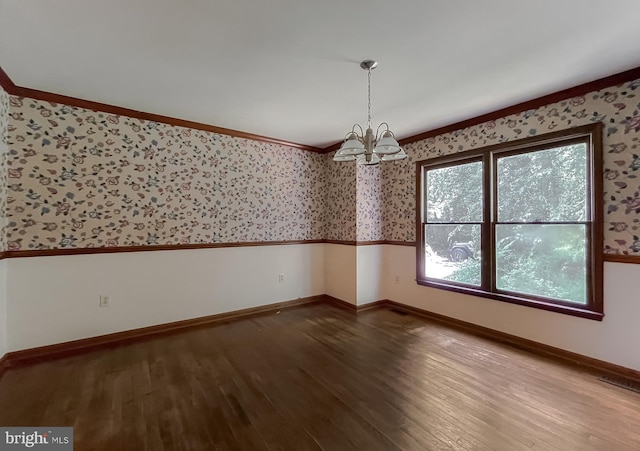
[324,244,356,305]
[323,244,384,306]
[5,244,325,351]
[356,246,383,305]
[4,242,639,374]
[0,260,7,359]
[381,244,640,372]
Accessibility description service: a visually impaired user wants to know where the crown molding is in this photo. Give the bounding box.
[5,65,640,156]
[0,65,323,153]
[0,66,17,93]
[322,65,640,154]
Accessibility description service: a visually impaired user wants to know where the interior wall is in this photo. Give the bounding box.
[0,88,8,359]
[380,245,640,372]
[324,243,357,304]
[356,245,383,305]
[356,165,383,241]
[4,96,327,251]
[6,243,325,351]
[325,156,356,241]
[380,154,414,242]
[0,86,8,252]
[324,244,384,306]
[0,260,7,359]
[1,94,329,354]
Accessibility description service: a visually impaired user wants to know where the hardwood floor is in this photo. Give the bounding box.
[0,303,639,450]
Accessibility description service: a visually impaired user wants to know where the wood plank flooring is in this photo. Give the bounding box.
[0,303,639,450]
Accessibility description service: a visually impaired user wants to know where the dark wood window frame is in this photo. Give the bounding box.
[415,123,604,320]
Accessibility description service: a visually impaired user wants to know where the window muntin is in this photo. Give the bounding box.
[416,124,603,320]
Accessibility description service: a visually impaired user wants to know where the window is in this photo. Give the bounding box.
[416,124,603,320]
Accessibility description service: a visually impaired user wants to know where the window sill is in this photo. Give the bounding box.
[415,278,604,321]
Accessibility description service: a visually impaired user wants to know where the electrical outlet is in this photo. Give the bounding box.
[278,273,285,283]
[99,295,110,308]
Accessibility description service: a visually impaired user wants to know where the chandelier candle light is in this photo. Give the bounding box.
[333,60,407,165]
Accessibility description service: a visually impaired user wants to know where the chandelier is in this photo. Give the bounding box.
[333,60,407,165]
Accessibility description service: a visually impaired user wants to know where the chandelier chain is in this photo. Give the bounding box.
[333,60,407,164]
[367,68,372,129]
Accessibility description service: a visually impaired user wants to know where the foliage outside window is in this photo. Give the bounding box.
[416,124,603,320]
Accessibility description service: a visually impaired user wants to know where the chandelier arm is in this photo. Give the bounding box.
[351,124,364,138]
[375,122,391,140]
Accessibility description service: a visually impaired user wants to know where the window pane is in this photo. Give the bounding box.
[497,144,587,222]
[424,224,481,286]
[426,161,483,223]
[495,224,587,304]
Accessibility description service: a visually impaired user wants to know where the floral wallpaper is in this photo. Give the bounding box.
[4,97,327,251]
[381,156,415,242]
[325,156,356,241]
[2,77,640,255]
[324,159,384,243]
[356,165,383,242]
[0,87,9,253]
[382,78,640,255]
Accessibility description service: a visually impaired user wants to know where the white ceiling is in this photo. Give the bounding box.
[2,0,640,148]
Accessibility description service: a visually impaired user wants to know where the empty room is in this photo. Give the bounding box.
[1,1,640,449]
